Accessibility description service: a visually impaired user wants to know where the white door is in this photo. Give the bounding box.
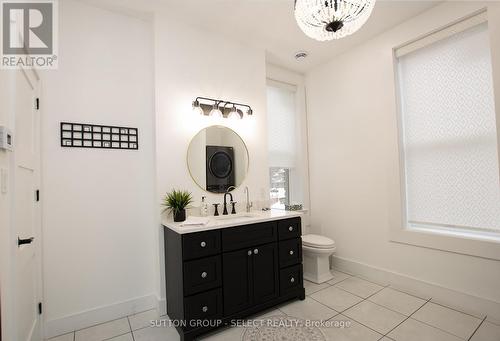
[13,68,42,341]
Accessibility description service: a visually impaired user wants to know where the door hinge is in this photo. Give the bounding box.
[38,302,42,315]
[35,189,40,202]
[35,98,40,110]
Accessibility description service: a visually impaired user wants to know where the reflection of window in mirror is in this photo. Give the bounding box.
[267,79,308,210]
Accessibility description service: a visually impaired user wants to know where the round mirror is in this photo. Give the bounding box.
[187,125,249,193]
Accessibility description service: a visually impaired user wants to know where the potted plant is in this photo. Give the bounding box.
[162,189,193,222]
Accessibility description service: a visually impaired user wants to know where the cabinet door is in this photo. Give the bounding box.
[252,243,279,305]
[222,248,253,315]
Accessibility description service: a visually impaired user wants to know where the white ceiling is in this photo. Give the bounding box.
[80,0,441,73]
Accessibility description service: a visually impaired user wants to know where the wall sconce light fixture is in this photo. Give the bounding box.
[192,97,253,119]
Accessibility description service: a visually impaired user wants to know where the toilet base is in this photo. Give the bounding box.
[303,253,334,284]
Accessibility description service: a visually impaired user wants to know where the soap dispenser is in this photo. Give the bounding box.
[200,196,209,217]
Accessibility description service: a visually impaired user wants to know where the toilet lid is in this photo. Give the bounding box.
[302,234,336,249]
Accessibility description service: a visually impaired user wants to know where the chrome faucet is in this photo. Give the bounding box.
[244,186,253,213]
[223,186,237,215]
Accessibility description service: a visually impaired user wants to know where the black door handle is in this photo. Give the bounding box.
[18,237,34,247]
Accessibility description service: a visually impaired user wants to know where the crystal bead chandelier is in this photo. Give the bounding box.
[294,0,376,41]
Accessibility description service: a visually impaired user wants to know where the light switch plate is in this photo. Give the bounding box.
[1,168,7,194]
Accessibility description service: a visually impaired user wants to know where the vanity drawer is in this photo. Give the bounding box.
[183,255,222,296]
[184,288,223,326]
[280,264,303,296]
[221,221,277,252]
[277,218,301,241]
[182,230,221,260]
[279,238,302,268]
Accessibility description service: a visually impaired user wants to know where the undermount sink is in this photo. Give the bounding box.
[213,213,261,221]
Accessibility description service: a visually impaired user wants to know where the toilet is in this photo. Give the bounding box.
[302,234,336,284]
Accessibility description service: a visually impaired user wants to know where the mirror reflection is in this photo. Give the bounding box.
[187,126,249,193]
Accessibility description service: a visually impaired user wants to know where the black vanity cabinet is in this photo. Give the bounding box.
[164,216,305,341]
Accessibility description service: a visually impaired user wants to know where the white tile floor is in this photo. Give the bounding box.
[47,269,500,341]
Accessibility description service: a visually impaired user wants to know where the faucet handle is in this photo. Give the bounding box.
[230,201,237,215]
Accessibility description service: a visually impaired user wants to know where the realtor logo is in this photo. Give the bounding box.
[1,0,58,69]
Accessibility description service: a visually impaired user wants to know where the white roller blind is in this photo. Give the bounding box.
[267,81,298,168]
[395,12,487,58]
[397,21,500,233]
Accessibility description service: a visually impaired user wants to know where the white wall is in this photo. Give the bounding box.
[0,67,16,341]
[306,2,500,321]
[154,8,269,310]
[41,0,157,336]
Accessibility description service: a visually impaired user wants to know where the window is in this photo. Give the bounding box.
[267,80,306,210]
[396,14,500,238]
[269,167,290,207]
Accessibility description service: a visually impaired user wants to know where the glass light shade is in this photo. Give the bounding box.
[192,106,204,116]
[209,106,223,118]
[192,100,204,116]
[294,0,376,41]
[228,107,241,120]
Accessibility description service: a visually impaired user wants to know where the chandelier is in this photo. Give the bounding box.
[294,0,376,41]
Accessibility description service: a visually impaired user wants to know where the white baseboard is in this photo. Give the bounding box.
[158,296,167,316]
[44,294,159,339]
[331,255,500,324]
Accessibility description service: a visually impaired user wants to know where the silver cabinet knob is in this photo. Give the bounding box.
[200,241,206,248]
[201,271,207,278]
[290,277,295,283]
[253,249,259,255]
[288,226,294,232]
[289,250,294,255]
[202,306,208,313]
[248,250,252,256]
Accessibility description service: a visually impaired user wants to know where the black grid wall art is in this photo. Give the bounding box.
[60,122,139,150]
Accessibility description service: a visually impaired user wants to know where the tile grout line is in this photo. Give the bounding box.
[380,297,431,339]
[126,316,135,341]
[73,316,128,334]
[71,308,156,335]
[352,275,390,288]
[323,285,393,337]
[385,285,430,302]
[334,269,479,319]
[327,275,353,287]
[467,315,486,341]
[307,295,341,317]
[332,270,486,334]
[331,280,387,300]
[310,282,391,318]
[411,314,474,340]
[334,270,483,323]
[389,298,473,340]
[100,331,133,341]
[428,299,486,320]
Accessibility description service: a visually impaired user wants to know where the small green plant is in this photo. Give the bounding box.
[162,189,193,216]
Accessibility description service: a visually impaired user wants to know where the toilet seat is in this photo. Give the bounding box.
[302,234,335,249]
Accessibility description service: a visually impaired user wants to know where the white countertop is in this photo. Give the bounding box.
[162,210,303,234]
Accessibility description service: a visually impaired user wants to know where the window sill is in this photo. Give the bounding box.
[271,207,309,213]
[389,224,500,261]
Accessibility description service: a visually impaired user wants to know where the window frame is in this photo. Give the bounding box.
[265,66,311,214]
[389,11,500,261]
